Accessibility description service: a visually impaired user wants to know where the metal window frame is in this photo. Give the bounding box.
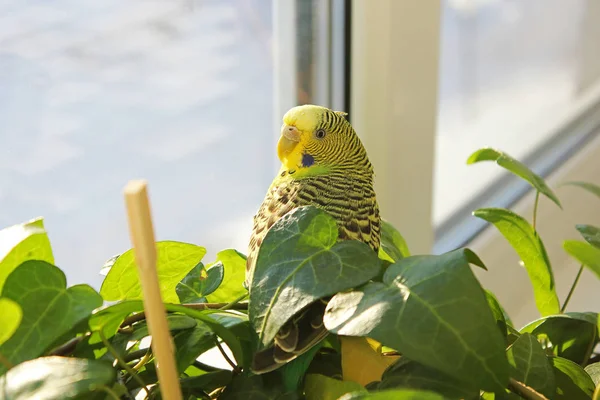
[272,0,350,108]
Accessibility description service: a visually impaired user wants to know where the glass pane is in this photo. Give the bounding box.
[434,0,600,225]
[294,0,348,110]
[0,0,273,288]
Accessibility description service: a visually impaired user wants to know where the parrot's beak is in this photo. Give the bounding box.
[277,125,301,164]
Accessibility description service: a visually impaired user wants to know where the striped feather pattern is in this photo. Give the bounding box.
[246,106,381,373]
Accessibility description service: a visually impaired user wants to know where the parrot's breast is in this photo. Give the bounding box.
[246,170,381,284]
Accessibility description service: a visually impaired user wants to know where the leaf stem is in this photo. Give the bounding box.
[508,377,550,400]
[132,343,152,371]
[593,382,600,400]
[561,264,584,313]
[98,329,150,398]
[119,302,248,330]
[215,339,240,374]
[0,352,13,370]
[218,293,249,311]
[582,326,597,367]
[124,348,150,363]
[532,191,540,231]
[193,360,223,372]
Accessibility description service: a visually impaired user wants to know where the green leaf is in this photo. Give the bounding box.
[488,290,513,326]
[128,314,197,342]
[0,298,22,346]
[173,322,215,373]
[304,374,366,400]
[339,389,445,400]
[467,148,561,208]
[506,333,555,398]
[506,326,521,347]
[0,356,115,400]
[0,261,103,374]
[306,351,342,380]
[485,290,509,342]
[585,362,600,386]
[564,240,600,280]
[0,217,54,293]
[531,312,598,328]
[206,312,253,367]
[474,208,560,316]
[208,312,252,342]
[520,312,598,365]
[379,220,410,262]
[205,250,247,303]
[551,356,596,399]
[250,206,382,348]
[378,358,479,399]
[324,248,509,392]
[104,383,128,399]
[100,240,206,303]
[88,300,247,368]
[180,370,233,398]
[280,344,323,392]
[88,300,145,344]
[99,254,119,276]
[561,181,600,200]
[165,305,247,369]
[46,315,97,357]
[576,225,600,249]
[480,391,521,400]
[125,366,158,391]
[220,374,299,400]
[177,261,224,303]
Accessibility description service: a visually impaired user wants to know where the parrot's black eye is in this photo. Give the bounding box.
[315,129,326,139]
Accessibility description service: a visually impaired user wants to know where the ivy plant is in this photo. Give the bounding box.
[0,147,599,400]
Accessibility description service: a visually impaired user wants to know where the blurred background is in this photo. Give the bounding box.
[1,0,599,323]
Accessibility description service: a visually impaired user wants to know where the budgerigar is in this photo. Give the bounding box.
[246,104,381,373]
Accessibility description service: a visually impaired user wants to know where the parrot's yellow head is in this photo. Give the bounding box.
[277,104,372,178]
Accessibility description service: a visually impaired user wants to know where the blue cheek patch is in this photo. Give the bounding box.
[302,153,315,167]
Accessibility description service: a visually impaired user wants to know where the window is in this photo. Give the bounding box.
[274,0,349,114]
[434,0,600,251]
[0,0,273,288]
[5,0,600,287]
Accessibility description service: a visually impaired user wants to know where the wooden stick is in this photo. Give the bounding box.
[124,180,182,400]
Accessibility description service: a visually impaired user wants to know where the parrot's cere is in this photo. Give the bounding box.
[246,104,381,373]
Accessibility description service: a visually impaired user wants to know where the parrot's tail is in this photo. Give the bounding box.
[251,298,330,374]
